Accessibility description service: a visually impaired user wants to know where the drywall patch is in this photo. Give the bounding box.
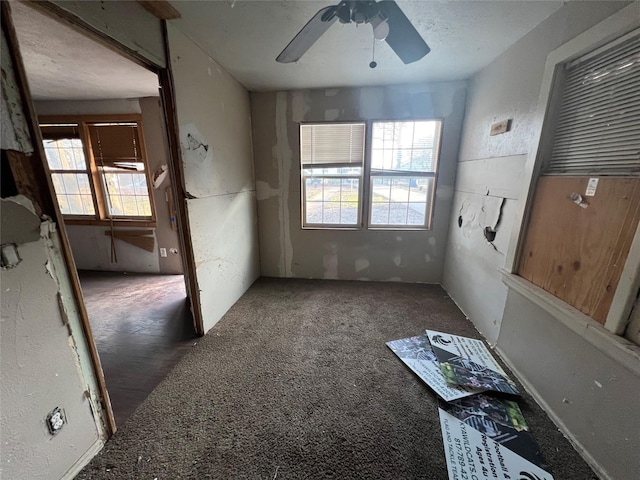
[325,88,339,97]
[325,109,340,121]
[255,180,280,201]
[355,258,370,272]
[274,92,294,276]
[291,90,310,123]
[0,197,40,245]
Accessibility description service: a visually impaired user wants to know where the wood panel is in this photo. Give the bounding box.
[519,176,640,324]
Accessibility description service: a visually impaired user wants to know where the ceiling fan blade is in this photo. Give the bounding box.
[276,6,338,63]
[379,0,430,64]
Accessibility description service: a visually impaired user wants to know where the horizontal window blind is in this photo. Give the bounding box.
[88,123,143,168]
[40,124,80,140]
[300,123,365,165]
[547,34,640,175]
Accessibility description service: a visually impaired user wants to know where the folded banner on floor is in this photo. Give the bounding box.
[386,334,485,401]
[426,330,519,395]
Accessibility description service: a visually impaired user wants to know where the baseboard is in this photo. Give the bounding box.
[61,438,104,480]
[494,346,611,480]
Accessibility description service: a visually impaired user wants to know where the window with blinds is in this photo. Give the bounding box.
[547,33,640,175]
[87,122,152,218]
[41,115,155,223]
[299,120,443,229]
[300,123,365,227]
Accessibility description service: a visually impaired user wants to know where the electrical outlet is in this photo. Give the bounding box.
[46,407,65,435]
[160,248,167,257]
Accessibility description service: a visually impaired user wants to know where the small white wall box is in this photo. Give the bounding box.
[1,244,21,269]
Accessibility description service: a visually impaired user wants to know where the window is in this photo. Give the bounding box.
[369,121,441,228]
[516,29,640,343]
[546,33,640,175]
[301,123,365,227]
[300,120,442,230]
[41,115,155,225]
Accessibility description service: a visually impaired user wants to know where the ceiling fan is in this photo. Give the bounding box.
[276,0,430,65]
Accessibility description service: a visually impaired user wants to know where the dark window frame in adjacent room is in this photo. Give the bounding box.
[40,114,157,227]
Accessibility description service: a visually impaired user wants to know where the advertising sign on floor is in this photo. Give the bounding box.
[426,330,519,395]
[440,394,548,470]
[439,397,554,480]
[386,335,485,401]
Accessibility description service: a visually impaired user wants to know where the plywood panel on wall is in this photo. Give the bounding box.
[518,176,640,324]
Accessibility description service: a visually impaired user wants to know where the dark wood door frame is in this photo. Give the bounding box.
[4,0,205,436]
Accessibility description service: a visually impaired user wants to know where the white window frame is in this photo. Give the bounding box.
[502,4,640,360]
[300,119,443,231]
[300,122,365,229]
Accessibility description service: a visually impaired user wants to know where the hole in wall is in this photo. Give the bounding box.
[457,216,463,228]
[484,227,496,242]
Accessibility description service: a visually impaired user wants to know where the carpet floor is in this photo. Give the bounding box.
[78,277,596,479]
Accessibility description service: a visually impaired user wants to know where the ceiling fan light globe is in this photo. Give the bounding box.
[373,21,389,40]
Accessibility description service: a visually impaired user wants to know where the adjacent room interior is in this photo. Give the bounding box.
[1,1,638,479]
[9,0,197,427]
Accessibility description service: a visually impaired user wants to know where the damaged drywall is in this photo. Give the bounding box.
[167,24,259,333]
[251,82,467,283]
[1,27,32,153]
[1,204,105,479]
[443,3,637,478]
[1,195,40,245]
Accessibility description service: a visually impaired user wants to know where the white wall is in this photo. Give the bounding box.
[498,288,640,480]
[442,0,632,343]
[167,23,260,333]
[251,83,466,283]
[36,98,184,274]
[442,2,639,478]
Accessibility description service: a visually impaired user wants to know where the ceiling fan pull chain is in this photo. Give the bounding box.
[370,35,377,69]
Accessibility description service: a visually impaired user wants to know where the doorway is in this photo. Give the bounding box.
[10,1,198,428]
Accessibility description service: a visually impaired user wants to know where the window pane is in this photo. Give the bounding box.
[302,175,360,226]
[102,171,152,218]
[370,176,429,227]
[50,173,95,216]
[43,139,87,170]
[371,120,439,173]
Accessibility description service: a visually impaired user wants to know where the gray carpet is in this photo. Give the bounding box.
[78,278,596,479]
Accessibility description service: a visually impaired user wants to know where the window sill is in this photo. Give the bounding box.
[500,270,640,376]
[63,218,157,228]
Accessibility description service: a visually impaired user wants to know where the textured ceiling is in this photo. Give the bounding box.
[170,0,565,91]
[12,1,159,101]
[11,0,566,99]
